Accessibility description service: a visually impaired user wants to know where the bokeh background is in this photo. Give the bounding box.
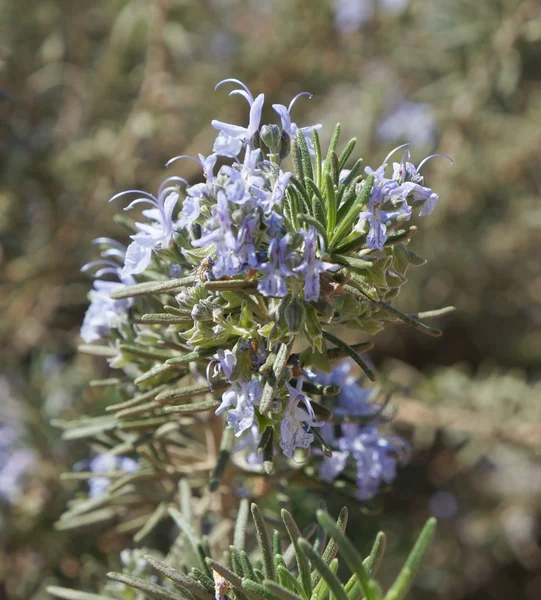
[1,0,541,598]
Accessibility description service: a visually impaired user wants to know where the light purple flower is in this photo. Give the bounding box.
[0,445,37,504]
[280,378,323,458]
[272,93,322,155]
[293,227,338,301]
[80,241,135,343]
[87,453,138,498]
[320,423,409,500]
[110,180,183,277]
[216,380,262,437]
[377,100,435,147]
[258,235,298,297]
[81,280,132,343]
[212,79,264,157]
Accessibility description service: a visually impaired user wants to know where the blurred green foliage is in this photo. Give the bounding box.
[1,0,540,599]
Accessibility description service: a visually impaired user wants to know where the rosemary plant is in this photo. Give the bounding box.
[50,79,451,599]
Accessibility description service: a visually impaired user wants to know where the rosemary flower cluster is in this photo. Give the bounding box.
[78,78,449,503]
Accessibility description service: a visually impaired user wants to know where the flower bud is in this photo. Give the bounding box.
[285,296,306,334]
[260,124,282,153]
[279,130,291,160]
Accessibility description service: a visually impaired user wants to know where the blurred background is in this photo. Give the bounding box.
[1,0,540,598]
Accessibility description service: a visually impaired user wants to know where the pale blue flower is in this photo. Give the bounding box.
[87,453,138,498]
[280,378,323,458]
[110,179,184,277]
[377,100,435,147]
[320,423,409,500]
[258,235,298,297]
[80,241,135,343]
[81,280,132,343]
[0,424,37,504]
[272,93,322,155]
[216,380,262,437]
[314,360,410,500]
[293,227,338,301]
[212,79,264,157]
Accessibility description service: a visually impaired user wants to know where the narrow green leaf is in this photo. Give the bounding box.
[330,175,374,250]
[145,555,214,600]
[330,254,374,270]
[134,363,174,386]
[46,588,114,600]
[312,558,338,600]
[338,138,357,171]
[290,176,313,215]
[107,572,185,600]
[344,282,442,337]
[323,123,341,185]
[205,559,244,597]
[316,511,373,600]
[163,399,219,414]
[166,351,213,366]
[322,331,376,381]
[338,159,363,197]
[231,545,245,577]
[190,568,216,594]
[106,384,167,412]
[336,188,358,224]
[409,306,456,320]
[156,382,225,405]
[281,509,312,598]
[265,581,304,600]
[298,540,348,600]
[134,501,169,543]
[109,276,196,299]
[241,551,257,581]
[209,427,234,491]
[291,138,304,181]
[234,498,250,550]
[168,507,206,573]
[251,504,276,581]
[77,345,118,358]
[305,177,328,230]
[325,174,337,235]
[276,566,306,599]
[296,129,314,183]
[312,129,322,188]
[138,314,193,326]
[331,152,340,185]
[327,342,374,361]
[384,519,436,600]
[364,532,386,577]
[242,579,276,600]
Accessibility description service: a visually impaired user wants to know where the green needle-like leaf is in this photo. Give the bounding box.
[46,588,114,600]
[325,173,337,235]
[107,572,185,600]
[145,554,214,600]
[312,129,322,188]
[338,138,357,171]
[109,276,196,299]
[265,580,304,600]
[298,539,348,600]
[322,331,376,381]
[364,532,386,577]
[330,175,374,250]
[384,519,436,600]
[234,498,250,550]
[316,511,374,600]
[251,504,276,581]
[296,129,314,183]
[281,509,312,598]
